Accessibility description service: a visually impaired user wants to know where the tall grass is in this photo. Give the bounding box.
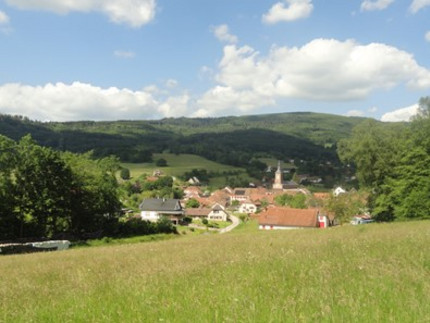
[1,221,429,322]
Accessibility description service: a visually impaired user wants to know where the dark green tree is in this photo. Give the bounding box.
[120,167,131,180]
[13,135,74,238]
[186,198,200,208]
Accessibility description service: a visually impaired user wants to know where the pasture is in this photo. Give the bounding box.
[1,221,429,322]
[122,153,245,179]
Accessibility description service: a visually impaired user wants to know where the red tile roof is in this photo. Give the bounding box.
[185,208,211,217]
[258,207,319,228]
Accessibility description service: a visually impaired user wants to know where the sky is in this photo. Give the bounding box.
[0,0,429,122]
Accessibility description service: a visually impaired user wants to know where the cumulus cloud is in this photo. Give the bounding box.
[114,50,136,58]
[0,10,10,24]
[360,0,394,11]
[4,0,156,27]
[158,94,190,118]
[381,104,419,122]
[263,0,313,24]
[0,82,168,121]
[212,24,238,44]
[426,31,430,42]
[409,0,430,13]
[196,38,430,116]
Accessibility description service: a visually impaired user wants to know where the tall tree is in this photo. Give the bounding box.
[338,97,430,221]
[337,120,404,189]
[373,97,430,221]
[13,135,74,238]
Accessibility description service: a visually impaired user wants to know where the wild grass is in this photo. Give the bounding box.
[1,221,429,322]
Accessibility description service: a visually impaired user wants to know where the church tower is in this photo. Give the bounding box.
[273,160,284,190]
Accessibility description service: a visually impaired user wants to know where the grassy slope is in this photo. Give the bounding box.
[122,153,247,185]
[1,221,429,322]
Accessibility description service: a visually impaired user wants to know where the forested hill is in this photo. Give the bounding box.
[0,112,377,165]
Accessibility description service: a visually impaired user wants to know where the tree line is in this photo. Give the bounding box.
[338,97,430,221]
[0,135,123,241]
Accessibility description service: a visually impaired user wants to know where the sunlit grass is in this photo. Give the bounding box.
[122,153,244,179]
[1,221,429,322]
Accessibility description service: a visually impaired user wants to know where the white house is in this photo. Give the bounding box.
[139,198,185,225]
[208,203,229,222]
[238,202,258,214]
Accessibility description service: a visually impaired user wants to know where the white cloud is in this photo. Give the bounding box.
[5,0,156,27]
[409,0,430,13]
[360,0,394,11]
[0,82,167,121]
[425,31,430,42]
[158,94,190,118]
[263,0,313,24]
[368,106,378,113]
[0,10,10,24]
[345,110,365,117]
[195,86,275,117]
[196,38,430,116]
[381,104,419,122]
[114,50,136,58]
[212,24,238,44]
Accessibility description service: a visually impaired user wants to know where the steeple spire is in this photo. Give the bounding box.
[273,160,283,190]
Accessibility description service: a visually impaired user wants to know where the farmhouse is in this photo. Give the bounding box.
[258,207,320,230]
[139,198,185,225]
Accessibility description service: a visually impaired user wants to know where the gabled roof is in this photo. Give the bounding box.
[258,207,319,228]
[139,198,183,214]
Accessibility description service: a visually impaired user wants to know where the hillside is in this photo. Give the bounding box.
[1,221,429,322]
[0,112,377,164]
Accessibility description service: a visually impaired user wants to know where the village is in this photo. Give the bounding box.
[138,161,365,231]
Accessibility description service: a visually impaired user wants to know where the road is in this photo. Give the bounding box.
[219,214,240,234]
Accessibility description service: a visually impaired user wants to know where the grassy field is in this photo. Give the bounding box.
[1,221,429,322]
[122,153,245,180]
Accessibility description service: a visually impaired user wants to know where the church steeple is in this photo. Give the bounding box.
[273,160,283,190]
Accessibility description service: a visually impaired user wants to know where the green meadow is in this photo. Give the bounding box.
[122,153,245,178]
[1,221,429,322]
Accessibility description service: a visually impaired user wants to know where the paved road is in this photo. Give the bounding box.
[219,214,240,234]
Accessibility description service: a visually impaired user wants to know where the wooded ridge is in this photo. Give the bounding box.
[0,112,387,165]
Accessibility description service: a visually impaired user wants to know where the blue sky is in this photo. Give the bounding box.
[0,0,429,121]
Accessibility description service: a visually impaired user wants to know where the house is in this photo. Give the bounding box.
[238,201,258,214]
[183,186,202,200]
[139,198,184,225]
[258,207,320,230]
[185,203,229,222]
[208,203,229,221]
[185,207,211,220]
[230,188,249,202]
